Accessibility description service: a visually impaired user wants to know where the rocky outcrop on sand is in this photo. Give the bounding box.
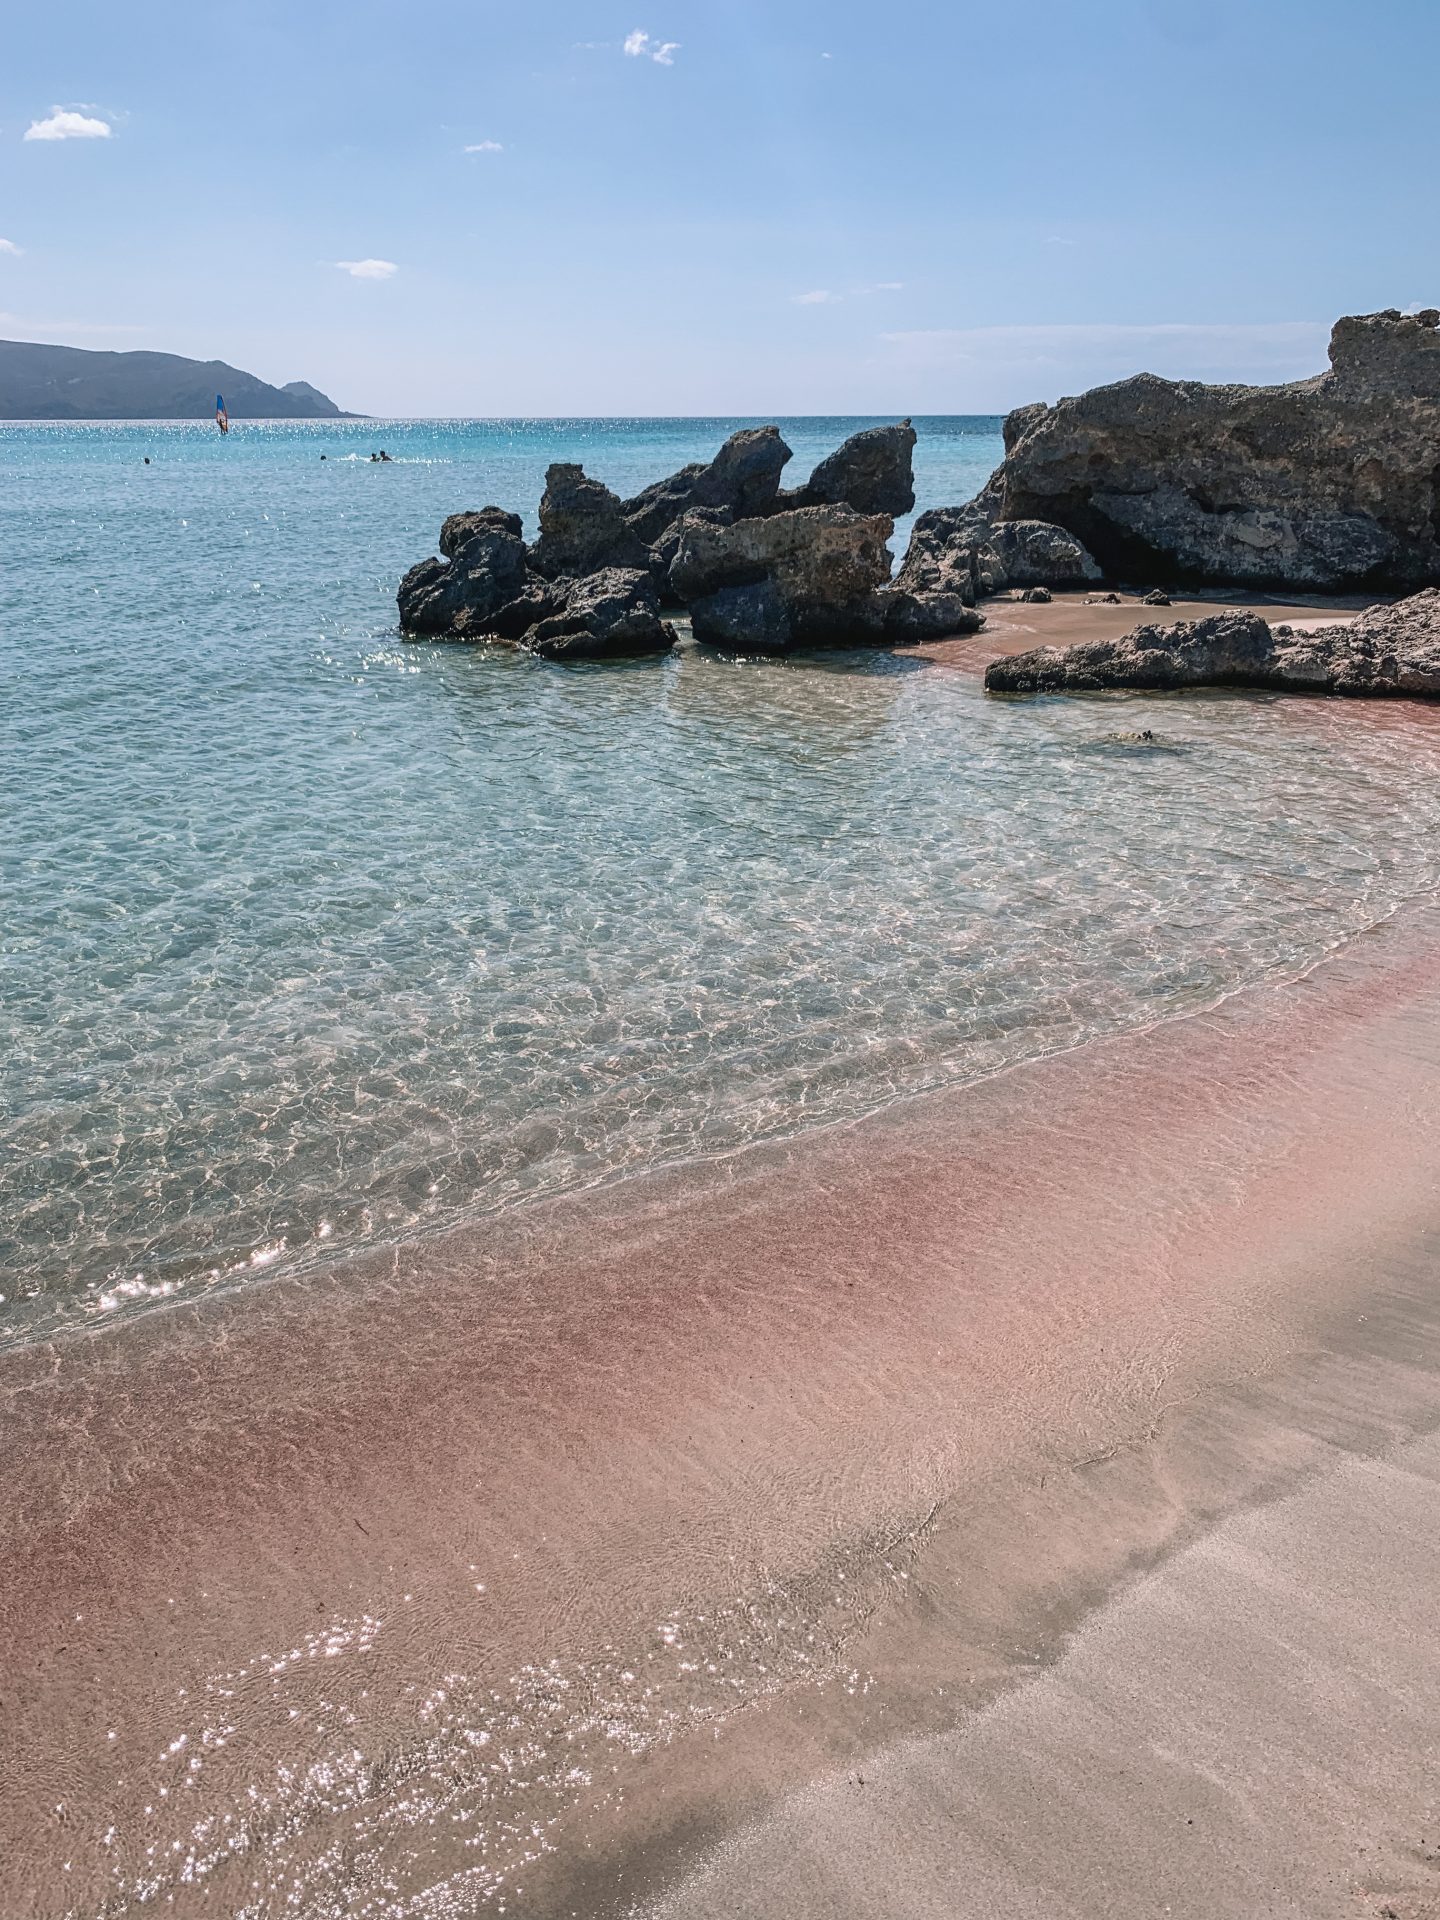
[984,590,1440,699]
[892,505,1102,608]
[669,503,982,651]
[398,419,988,656]
[986,309,1440,593]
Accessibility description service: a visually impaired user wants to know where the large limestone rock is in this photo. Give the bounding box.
[990,309,1440,592]
[528,465,651,580]
[786,421,917,518]
[984,591,1440,699]
[439,506,524,556]
[987,519,1103,588]
[670,504,895,650]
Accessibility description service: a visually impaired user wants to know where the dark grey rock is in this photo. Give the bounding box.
[688,578,795,652]
[397,527,530,635]
[520,568,677,661]
[528,465,652,580]
[1142,589,1173,607]
[785,420,917,518]
[1020,586,1052,604]
[623,427,792,544]
[879,590,986,643]
[440,507,524,557]
[988,309,1440,591]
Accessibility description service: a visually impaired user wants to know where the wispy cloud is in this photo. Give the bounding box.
[792,289,838,306]
[1045,235,1079,247]
[24,107,112,141]
[464,140,503,153]
[624,29,680,64]
[0,309,148,340]
[0,239,22,256]
[880,320,1332,391]
[335,258,399,280]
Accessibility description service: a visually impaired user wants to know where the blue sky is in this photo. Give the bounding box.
[2,0,1435,414]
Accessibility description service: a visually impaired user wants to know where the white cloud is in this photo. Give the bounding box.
[335,259,399,280]
[25,107,112,141]
[464,140,503,153]
[0,239,21,256]
[624,29,680,64]
[793,289,838,306]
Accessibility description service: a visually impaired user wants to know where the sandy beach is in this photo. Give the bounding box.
[4,690,1440,1915]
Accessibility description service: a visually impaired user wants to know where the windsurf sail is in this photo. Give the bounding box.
[215,394,229,434]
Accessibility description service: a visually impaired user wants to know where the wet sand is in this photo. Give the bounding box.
[4,819,1440,1914]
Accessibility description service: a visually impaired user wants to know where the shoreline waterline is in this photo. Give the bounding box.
[5,880,1440,1916]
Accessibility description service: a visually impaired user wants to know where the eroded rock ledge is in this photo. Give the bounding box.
[984,591,1440,700]
[984,308,1440,593]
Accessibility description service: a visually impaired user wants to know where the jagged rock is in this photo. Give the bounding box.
[672,504,895,651]
[1086,593,1124,605]
[520,568,677,661]
[987,519,1102,588]
[984,591,1440,698]
[529,465,652,580]
[440,507,524,557]
[988,309,1440,591]
[1142,589,1173,607]
[1020,586,1052,604]
[622,427,792,543]
[397,526,530,635]
[785,421,917,518]
[893,508,987,605]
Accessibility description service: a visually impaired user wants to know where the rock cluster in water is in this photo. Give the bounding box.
[983,308,1440,593]
[985,590,1440,699]
[397,421,1110,659]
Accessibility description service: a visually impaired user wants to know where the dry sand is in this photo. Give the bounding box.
[3,719,1440,1916]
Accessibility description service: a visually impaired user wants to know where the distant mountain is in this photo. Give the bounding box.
[0,339,361,420]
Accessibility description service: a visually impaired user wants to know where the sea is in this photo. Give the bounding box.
[6,414,1440,1352]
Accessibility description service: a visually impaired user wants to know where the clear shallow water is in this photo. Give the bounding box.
[5,415,1440,1349]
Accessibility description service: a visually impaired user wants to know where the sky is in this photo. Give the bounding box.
[1,0,1436,415]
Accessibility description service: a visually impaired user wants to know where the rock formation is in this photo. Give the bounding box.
[984,591,1440,699]
[397,419,986,656]
[985,309,1440,593]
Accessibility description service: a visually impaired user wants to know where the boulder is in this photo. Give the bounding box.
[397,525,530,635]
[986,519,1102,588]
[1142,589,1173,607]
[1020,586,1052,604]
[671,504,896,651]
[878,590,985,644]
[785,421,917,518]
[520,568,677,661]
[440,506,524,556]
[528,464,652,579]
[988,309,1440,592]
[622,426,792,543]
[984,591,1440,698]
[893,506,1096,603]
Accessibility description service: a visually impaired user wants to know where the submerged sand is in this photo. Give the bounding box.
[3,684,1440,1917]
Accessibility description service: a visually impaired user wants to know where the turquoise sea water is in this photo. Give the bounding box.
[5,415,1440,1350]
